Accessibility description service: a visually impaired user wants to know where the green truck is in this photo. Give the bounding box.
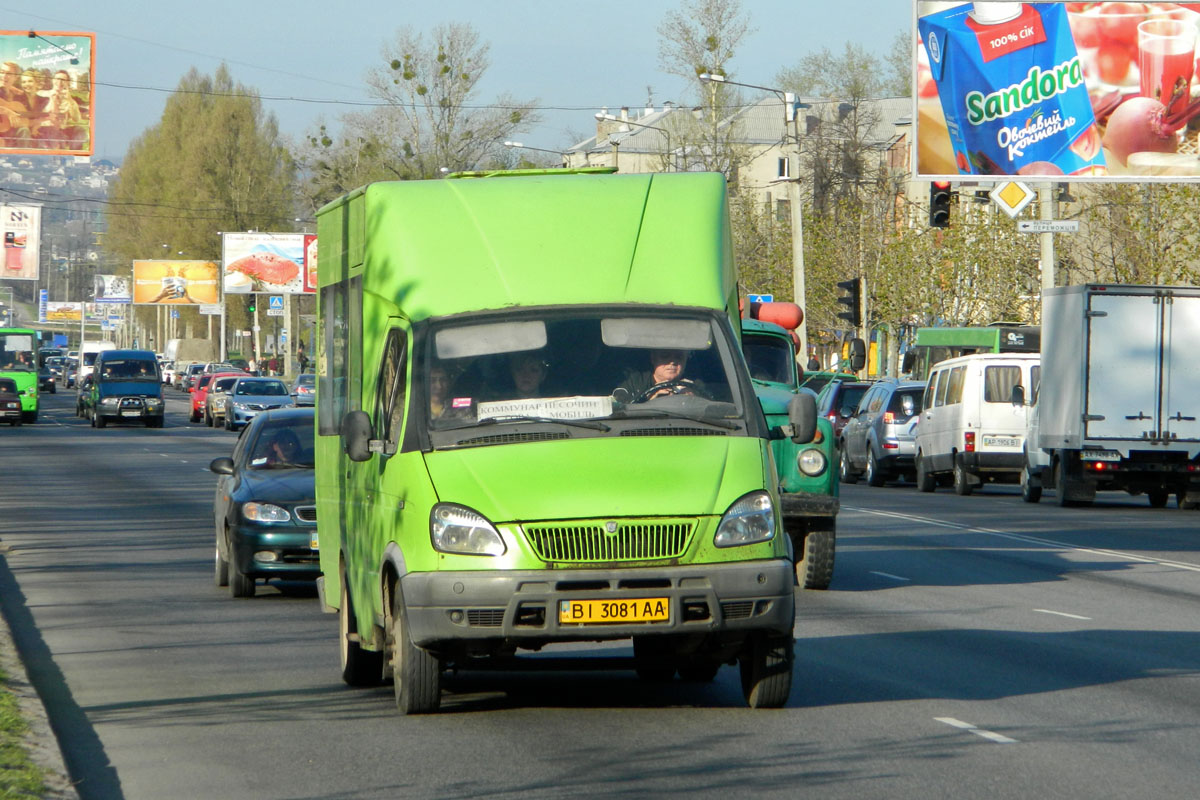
[740,317,838,590]
[313,169,817,713]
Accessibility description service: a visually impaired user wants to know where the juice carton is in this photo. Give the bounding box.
[919,2,1106,176]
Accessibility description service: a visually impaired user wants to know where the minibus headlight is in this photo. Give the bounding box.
[100,397,120,406]
[430,503,506,556]
[243,502,291,523]
[797,447,827,476]
[714,491,775,548]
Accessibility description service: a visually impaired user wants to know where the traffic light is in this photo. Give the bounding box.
[929,180,952,228]
[247,297,257,313]
[835,278,862,328]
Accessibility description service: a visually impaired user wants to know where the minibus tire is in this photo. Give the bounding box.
[740,633,794,709]
[339,570,383,687]
[1020,464,1042,503]
[915,453,936,493]
[391,588,441,714]
[953,459,974,496]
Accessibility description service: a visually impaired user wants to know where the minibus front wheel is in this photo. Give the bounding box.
[740,632,794,708]
[389,587,442,714]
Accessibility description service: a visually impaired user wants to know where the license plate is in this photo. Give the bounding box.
[558,598,669,625]
[981,435,1020,448]
[309,532,319,550]
[1082,450,1121,462]
[121,410,141,417]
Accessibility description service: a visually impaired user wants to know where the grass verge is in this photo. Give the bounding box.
[0,663,48,798]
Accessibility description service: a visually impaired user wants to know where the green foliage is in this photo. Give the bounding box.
[0,666,49,798]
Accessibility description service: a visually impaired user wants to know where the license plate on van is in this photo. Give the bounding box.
[559,598,669,625]
[982,435,1020,448]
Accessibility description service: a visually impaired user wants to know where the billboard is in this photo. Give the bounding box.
[92,274,131,304]
[131,260,220,305]
[0,204,40,280]
[44,301,104,323]
[222,232,310,295]
[0,31,95,156]
[303,234,317,293]
[916,2,1200,180]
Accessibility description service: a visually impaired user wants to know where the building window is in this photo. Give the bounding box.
[777,157,790,179]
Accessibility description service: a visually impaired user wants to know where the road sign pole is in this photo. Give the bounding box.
[1040,183,1055,293]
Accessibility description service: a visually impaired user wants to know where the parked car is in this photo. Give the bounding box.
[838,377,926,486]
[0,377,22,426]
[204,373,243,427]
[224,376,293,431]
[915,352,1040,495]
[816,379,873,441]
[289,373,315,406]
[190,374,216,422]
[182,363,206,391]
[209,407,318,597]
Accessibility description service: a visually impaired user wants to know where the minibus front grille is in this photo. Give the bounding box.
[523,520,695,563]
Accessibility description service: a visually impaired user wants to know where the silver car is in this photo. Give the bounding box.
[839,378,925,486]
[224,377,294,431]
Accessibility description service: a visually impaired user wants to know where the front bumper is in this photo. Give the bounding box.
[231,524,320,579]
[779,492,839,519]
[399,559,795,649]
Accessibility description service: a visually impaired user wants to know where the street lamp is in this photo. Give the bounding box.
[594,113,674,171]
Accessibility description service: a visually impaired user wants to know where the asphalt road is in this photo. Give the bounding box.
[2,388,1200,799]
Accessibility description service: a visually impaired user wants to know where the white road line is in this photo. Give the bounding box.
[935,717,1018,744]
[869,571,911,582]
[1034,608,1091,620]
[845,505,1200,574]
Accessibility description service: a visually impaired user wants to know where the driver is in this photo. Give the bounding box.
[616,348,703,402]
[265,428,302,466]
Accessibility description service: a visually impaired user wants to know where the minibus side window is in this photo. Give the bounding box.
[945,366,965,405]
[319,281,347,436]
[374,328,408,451]
[925,371,941,408]
[984,365,1020,403]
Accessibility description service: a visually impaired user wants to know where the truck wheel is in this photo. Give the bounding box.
[865,451,886,487]
[838,447,858,484]
[339,570,383,687]
[390,586,441,714]
[953,459,974,496]
[1054,458,1094,507]
[795,520,835,591]
[1147,489,1169,508]
[915,453,936,493]
[1020,464,1042,504]
[739,633,794,709]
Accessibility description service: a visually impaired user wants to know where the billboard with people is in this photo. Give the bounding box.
[0,31,94,156]
[916,2,1200,180]
[131,260,220,305]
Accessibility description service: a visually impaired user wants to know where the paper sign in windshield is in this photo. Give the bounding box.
[476,396,613,422]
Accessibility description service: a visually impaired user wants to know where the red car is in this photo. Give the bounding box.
[191,371,244,423]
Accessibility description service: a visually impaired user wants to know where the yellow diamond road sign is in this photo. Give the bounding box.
[990,181,1035,219]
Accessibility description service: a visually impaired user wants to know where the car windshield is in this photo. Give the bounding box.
[98,359,158,380]
[213,378,238,392]
[0,378,16,393]
[248,417,315,469]
[425,310,749,445]
[236,380,288,396]
[742,334,795,385]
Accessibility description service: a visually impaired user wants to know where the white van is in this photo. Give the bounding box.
[914,352,1040,495]
[78,340,116,382]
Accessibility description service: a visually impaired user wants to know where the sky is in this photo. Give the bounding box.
[0,0,912,163]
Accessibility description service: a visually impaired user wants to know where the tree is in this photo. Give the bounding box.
[106,65,295,348]
[296,23,539,212]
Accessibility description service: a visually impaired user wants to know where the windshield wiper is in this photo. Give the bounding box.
[473,414,611,431]
[610,407,740,430]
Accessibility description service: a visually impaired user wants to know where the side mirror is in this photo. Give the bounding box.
[341,410,374,462]
[209,457,235,475]
[1011,384,1025,406]
[787,392,818,444]
[848,338,867,372]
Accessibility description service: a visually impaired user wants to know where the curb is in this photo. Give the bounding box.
[0,559,80,800]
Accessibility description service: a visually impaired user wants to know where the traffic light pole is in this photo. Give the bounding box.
[788,179,808,358]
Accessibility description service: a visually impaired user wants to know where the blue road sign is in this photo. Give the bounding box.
[268,295,284,310]
[747,294,774,303]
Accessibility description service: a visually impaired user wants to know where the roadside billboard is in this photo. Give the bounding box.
[92,273,131,304]
[303,234,317,293]
[44,301,104,322]
[222,232,310,294]
[131,260,220,305]
[0,31,95,156]
[0,204,40,280]
[915,2,1200,180]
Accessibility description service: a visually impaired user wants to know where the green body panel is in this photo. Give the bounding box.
[0,327,39,413]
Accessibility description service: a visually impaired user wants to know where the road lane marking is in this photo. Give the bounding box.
[869,571,910,582]
[935,717,1018,744]
[846,506,1200,574]
[1034,608,1091,620]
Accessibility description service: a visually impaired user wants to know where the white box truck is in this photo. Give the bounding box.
[1023,284,1200,508]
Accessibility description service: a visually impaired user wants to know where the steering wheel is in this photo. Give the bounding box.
[633,379,712,403]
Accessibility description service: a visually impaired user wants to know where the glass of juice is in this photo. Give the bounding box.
[1138,18,1197,116]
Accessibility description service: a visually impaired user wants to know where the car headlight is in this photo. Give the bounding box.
[23,387,35,396]
[797,447,827,476]
[713,491,776,548]
[234,402,249,410]
[430,503,506,556]
[146,398,163,407]
[243,502,291,523]
[100,397,120,406]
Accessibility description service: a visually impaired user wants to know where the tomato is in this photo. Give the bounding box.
[1097,2,1146,44]
[1069,124,1103,161]
[1097,41,1133,83]
[1069,11,1102,48]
